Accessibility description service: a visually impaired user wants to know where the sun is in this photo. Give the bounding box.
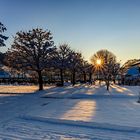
[96,59,101,65]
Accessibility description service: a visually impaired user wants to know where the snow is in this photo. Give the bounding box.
[0,85,52,94]
[0,84,140,139]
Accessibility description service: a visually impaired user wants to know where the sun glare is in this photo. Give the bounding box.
[96,59,101,65]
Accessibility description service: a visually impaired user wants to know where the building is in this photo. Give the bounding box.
[0,70,11,78]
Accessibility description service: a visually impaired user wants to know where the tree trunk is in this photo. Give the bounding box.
[72,70,76,86]
[113,79,116,84]
[106,80,110,91]
[83,72,86,83]
[89,72,92,84]
[37,70,43,90]
[60,68,64,86]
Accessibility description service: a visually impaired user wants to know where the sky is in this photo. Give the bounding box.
[0,0,140,64]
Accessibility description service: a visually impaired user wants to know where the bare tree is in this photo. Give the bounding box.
[112,62,120,84]
[91,49,118,90]
[5,28,55,90]
[0,22,8,47]
[79,60,93,83]
[52,44,71,86]
[69,51,83,86]
[85,63,94,84]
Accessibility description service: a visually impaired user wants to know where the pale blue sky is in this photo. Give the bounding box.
[0,0,140,63]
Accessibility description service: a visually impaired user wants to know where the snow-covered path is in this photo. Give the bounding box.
[0,84,140,139]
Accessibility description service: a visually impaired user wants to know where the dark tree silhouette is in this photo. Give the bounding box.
[6,28,55,90]
[81,61,93,84]
[52,44,71,86]
[0,22,8,47]
[91,49,119,91]
[0,52,5,65]
[69,51,83,86]
[111,62,120,84]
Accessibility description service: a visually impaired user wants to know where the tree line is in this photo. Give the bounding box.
[0,22,123,91]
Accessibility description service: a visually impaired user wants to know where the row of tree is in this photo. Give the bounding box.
[4,28,94,90]
[1,22,121,91]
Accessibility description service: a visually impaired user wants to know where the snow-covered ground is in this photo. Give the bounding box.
[0,84,140,139]
[0,85,52,94]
